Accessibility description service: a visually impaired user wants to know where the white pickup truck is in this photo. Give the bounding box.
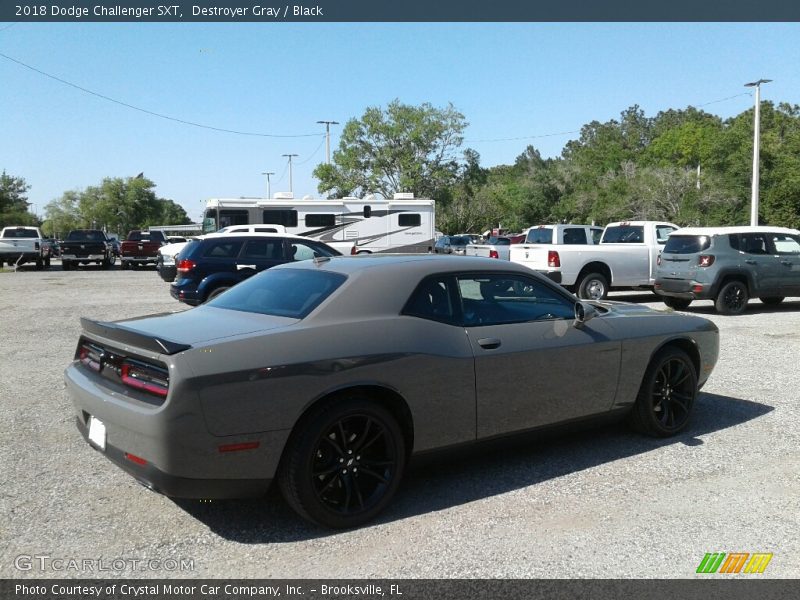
[509,221,679,299]
[0,226,51,269]
[464,236,518,260]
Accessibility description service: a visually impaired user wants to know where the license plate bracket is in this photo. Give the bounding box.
[88,416,106,451]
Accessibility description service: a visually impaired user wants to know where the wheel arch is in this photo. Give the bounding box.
[648,336,701,379]
[713,269,756,296]
[576,261,613,287]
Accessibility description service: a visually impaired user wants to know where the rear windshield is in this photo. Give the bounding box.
[450,236,470,246]
[663,235,711,254]
[209,268,347,319]
[525,228,553,244]
[487,237,510,245]
[127,231,165,242]
[66,230,105,241]
[2,228,38,238]
[602,225,644,243]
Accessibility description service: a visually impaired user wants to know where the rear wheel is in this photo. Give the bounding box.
[663,296,692,311]
[278,396,406,528]
[759,296,784,306]
[628,347,697,437]
[35,257,43,270]
[62,260,72,271]
[577,272,608,300]
[715,280,749,315]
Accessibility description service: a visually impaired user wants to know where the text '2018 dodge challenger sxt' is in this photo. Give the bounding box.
[65,255,719,528]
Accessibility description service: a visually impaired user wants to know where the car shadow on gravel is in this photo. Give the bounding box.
[680,299,800,316]
[175,392,772,542]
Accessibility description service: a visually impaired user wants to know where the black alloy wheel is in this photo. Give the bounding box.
[279,398,405,528]
[629,347,697,437]
[715,280,749,315]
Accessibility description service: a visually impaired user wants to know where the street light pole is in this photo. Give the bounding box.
[744,78,772,226]
[282,154,299,194]
[261,171,275,199]
[316,120,339,164]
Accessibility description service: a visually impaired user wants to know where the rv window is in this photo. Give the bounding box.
[364,205,372,218]
[306,214,336,227]
[263,209,298,227]
[399,213,421,227]
[219,210,248,228]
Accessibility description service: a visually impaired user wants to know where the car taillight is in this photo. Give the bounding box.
[489,249,499,259]
[78,344,103,372]
[120,359,169,398]
[548,250,560,268]
[350,246,357,255]
[177,259,195,273]
[698,255,715,267]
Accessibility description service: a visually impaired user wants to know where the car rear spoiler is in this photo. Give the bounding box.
[80,317,192,355]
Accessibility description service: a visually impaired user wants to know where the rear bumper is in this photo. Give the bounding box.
[536,270,562,284]
[170,282,202,305]
[62,254,104,261]
[654,278,715,300]
[122,256,159,263]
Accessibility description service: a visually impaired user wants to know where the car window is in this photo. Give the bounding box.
[2,228,38,238]
[656,226,677,244]
[288,240,339,261]
[241,239,283,259]
[526,228,553,244]
[457,274,574,326]
[203,240,243,258]
[563,228,588,245]
[739,233,769,255]
[603,225,644,243]
[770,233,800,255]
[663,235,711,254]
[591,228,603,244]
[403,278,455,323]
[209,269,347,318]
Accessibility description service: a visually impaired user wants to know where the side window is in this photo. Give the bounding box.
[591,228,603,244]
[219,210,249,228]
[241,239,282,259]
[740,233,769,255]
[263,209,298,227]
[563,228,588,245]
[457,274,574,326]
[203,240,243,258]
[656,226,677,244]
[399,213,421,227]
[403,278,455,323]
[770,233,800,255]
[729,234,741,251]
[306,214,336,227]
[288,241,338,261]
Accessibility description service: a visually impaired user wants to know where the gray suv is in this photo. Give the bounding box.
[655,226,800,315]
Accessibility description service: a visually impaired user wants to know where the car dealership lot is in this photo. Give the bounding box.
[1,265,798,578]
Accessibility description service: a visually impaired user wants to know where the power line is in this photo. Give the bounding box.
[0,51,325,139]
[295,136,327,165]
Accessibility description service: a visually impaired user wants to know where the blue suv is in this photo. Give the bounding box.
[170,234,341,305]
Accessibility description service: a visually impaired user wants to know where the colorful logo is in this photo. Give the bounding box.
[696,552,773,574]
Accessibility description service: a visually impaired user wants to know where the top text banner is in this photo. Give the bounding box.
[4,0,800,22]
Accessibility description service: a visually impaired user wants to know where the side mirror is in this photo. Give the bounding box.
[574,301,598,327]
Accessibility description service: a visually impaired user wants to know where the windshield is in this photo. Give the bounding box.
[2,228,38,238]
[525,228,553,244]
[209,268,347,319]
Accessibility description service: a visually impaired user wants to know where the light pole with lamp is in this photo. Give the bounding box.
[261,171,275,199]
[744,78,772,226]
[282,154,298,194]
[316,120,339,164]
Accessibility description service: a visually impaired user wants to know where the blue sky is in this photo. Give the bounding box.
[2,22,799,222]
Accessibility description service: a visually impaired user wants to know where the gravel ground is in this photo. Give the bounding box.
[1,262,798,579]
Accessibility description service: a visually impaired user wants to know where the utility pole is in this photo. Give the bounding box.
[316,120,339,164]
[261,171,275,199]
[744,78,772,226]
[282,154,299,194]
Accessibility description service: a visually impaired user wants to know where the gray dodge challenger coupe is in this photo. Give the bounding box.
[65,254,719,528]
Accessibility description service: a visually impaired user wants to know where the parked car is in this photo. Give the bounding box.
[433,235,471,255]
[655,225,800,315]
[0,226,51,269]
[60,229,116,270]
[65,254,718,528]
[120,230,168,269]
[509,221,678,299]
[170,233,341,305]
[156,237,199,283]
[465,236,517,260]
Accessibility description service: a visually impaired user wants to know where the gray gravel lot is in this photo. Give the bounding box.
[1,262,799,579]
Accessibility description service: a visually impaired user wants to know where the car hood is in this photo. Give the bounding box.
[158,241,188,256]
[118,306,299,346]
[590,300,670,317]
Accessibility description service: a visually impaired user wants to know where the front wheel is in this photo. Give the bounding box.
[663,296,692,311]
[62,260,72,271]
[278,397,406,528]
[628,347,697,437]
[715,280,749,315]
[577,272,609,300]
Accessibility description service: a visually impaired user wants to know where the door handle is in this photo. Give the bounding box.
[236,264,256,270]
[477,338,501,350]
[745,259,757,265]
[781,261,792,266]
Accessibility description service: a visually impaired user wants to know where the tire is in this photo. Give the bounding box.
[663,296,692,311]
[628,347,697,437]
[577,272,609,300]
[714,280,749,315]
[35,257,43,270]
[278,396,406,529]
[62,260,72,271]
[44,256,51,269]
[204,286,230,303]
[759,296,784,306]
[101,256,113,269]
[121,261,130,270]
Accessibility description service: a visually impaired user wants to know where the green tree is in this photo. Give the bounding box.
[313,100,467,200]
[0,171,37,228]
